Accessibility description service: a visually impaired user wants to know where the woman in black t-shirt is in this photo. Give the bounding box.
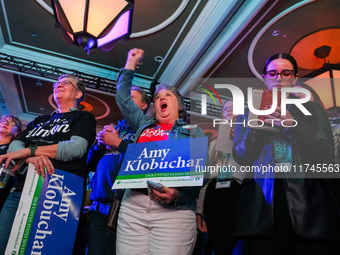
[0,74,96,254]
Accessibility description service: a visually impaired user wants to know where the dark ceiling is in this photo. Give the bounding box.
[0,0,339,126]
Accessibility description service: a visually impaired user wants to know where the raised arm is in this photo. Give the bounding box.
[115,49,151,132]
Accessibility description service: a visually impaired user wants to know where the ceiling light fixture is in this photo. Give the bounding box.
[51,0,134,54]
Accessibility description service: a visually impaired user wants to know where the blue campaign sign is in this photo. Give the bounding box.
[6,167,84,255]
[26,169,83,254]
[112,137,208,189]
[120,137,207,175]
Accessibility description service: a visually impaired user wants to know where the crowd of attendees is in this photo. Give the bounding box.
[0,49,339,255]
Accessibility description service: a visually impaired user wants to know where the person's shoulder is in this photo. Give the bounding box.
[32,114,51,122]
[78,110,95,117]
[73,110,95,119]
[139,115,156,126]
[303,101,328,118]
[69,110,96,125]
[307,101,323,110]
[181,123,205,136]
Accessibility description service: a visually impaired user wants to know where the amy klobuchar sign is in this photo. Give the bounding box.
[112,137,208,189]
[6,164,83,255]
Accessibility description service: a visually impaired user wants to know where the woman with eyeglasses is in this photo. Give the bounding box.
[0,74,96,254]
[233,53,340,254]
[0,115,22,212]
[0,116,22,154]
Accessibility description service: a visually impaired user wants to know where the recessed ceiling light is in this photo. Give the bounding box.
[272,30,280,36]
[31,32,38,37]
[155,56,163,63]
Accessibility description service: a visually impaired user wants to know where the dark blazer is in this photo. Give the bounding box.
[233,101,340,241]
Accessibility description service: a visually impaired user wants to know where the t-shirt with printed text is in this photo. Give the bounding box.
[137,124,173,143]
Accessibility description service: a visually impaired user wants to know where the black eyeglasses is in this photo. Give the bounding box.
[0,119,16,126]
[53,80,78,90]
[265,70,295,80]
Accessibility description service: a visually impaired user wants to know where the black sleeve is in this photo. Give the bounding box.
[117,140,134,154]
[85,143,106,172]
[70,111,97,148]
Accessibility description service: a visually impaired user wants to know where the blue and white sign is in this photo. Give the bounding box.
[6,164,84,255]
[112,137,208,189]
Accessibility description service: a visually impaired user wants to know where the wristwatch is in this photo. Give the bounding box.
[29,144,38,157]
